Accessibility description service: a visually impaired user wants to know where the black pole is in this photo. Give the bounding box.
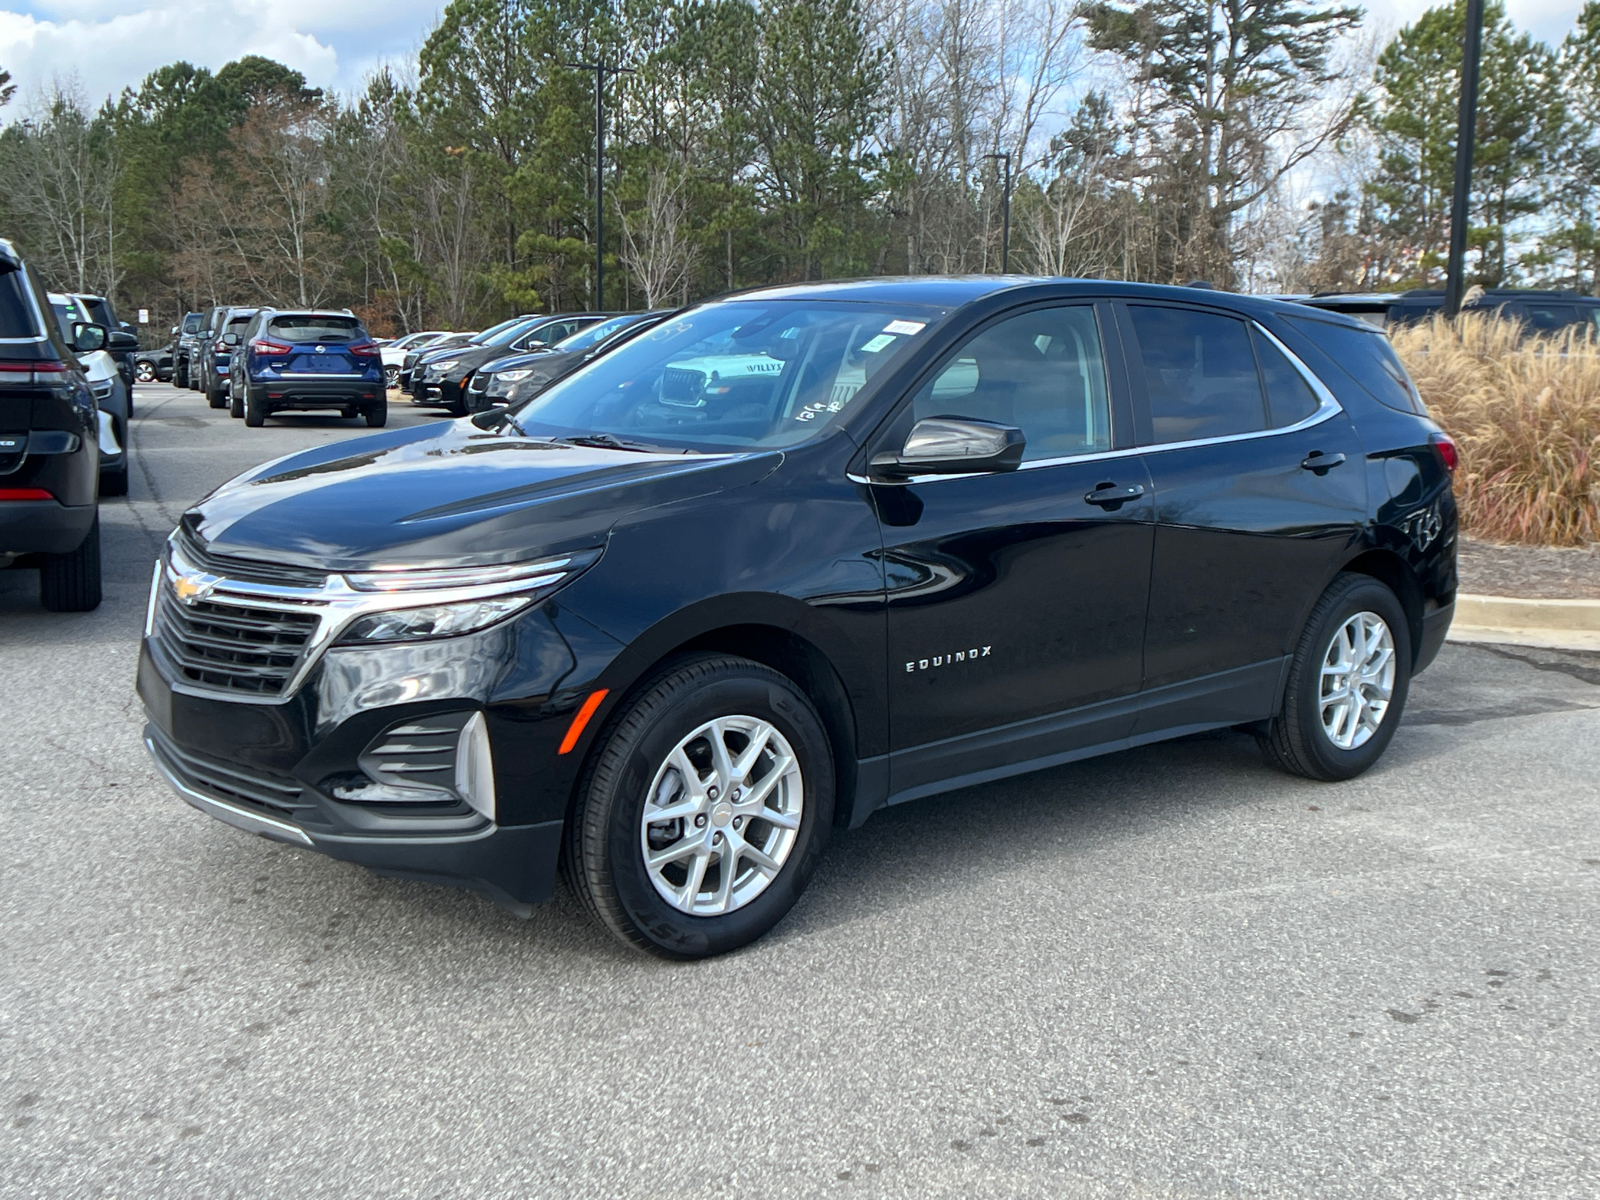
[1444,0,1484,319]
[566,60,635,312]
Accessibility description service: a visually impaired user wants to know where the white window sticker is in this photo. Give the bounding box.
[883,319,925,336]
[860,333,896,353]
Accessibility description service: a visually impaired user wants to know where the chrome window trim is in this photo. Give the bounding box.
[853,319,1344,484]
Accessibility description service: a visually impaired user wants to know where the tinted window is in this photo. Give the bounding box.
[269,315,362,342]
[0,272,38,338]
[1130,306,1265,443]
[1287,316,1422,414]
[182,314,203,333]
[1252,328,1319,427]
[554,314,644,352]
[912,305,1111,461]
[1505,303,1582,333]
[79,297,114,327]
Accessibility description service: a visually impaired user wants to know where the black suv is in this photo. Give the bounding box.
[139,279,1457,958]
[0,240,105,610]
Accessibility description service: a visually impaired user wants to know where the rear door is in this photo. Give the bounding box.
[1118,301,1366,731]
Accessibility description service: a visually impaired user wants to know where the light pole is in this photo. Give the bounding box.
[566,59,636,311]
[983,152,1012,273]
[1444,0,1484,319]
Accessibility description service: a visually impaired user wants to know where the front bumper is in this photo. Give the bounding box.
[145,724,560,914]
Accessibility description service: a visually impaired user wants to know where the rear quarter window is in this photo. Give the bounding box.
[1286,317,1423,414]
[268,316,363,342]
[0,272,39,338]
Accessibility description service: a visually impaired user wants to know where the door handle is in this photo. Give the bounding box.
[1301,451,1346,475]
[1084,482,1145,509]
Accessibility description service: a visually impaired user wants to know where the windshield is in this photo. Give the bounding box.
[508,301,941,451]
[49,298,85,343]
[469,317,529,346]
[553,313,650,353]
[182,314,203,333]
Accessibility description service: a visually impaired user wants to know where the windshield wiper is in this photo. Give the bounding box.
[554,433,664,453]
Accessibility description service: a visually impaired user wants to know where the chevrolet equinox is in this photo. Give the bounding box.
[139,279,1457,958]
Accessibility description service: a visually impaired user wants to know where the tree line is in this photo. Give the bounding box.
[0,0,1597,336]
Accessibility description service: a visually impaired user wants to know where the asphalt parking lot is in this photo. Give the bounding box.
[2,382,1598,1198]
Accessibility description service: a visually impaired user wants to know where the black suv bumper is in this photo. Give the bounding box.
[0,498,95,555]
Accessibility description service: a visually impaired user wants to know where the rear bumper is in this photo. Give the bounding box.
[253,378,384,408]
[145,724,562,914]
[0,498,96,555]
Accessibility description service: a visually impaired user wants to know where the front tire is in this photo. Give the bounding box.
[564,655,835,959]
[135,361,156,383]
[1258,573,1412,781]
[40,512,102,612]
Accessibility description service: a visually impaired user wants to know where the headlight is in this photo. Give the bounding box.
[329,552,600,645]
[428,360,459,373]
[335,596,532,644]
[495,369,533,382]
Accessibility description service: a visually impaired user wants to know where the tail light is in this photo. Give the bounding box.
[1431,433,1458,473]
[252,339,292,355]
[0,361,68,382]
[348,341,381,357]
[0,487,54,501]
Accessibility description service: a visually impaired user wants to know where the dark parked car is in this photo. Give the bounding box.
[0,239,104,610]
[140,278,1457,958]
[201,307,260,409]
[466,310,672,413]
[175,311,205,388]
[408,313,603,414]
[49,293,129,497]
[227,309,386,427]
[135,341,175,382]
[72,293,140,391]
[1300,288,1600,335]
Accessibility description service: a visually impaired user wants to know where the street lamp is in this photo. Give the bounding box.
[983,152,1012,273]
[1443,0,1485,319]
[566,59,636,312]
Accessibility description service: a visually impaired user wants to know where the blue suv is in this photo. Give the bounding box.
[229,310,387,427]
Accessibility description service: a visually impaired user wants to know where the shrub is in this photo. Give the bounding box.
[1390,314,1600,546]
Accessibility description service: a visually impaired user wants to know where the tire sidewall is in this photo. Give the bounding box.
[596,671,834,958]
[1291,579,1412,779]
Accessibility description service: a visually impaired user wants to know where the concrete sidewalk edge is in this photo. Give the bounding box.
[1448,592,1600,652]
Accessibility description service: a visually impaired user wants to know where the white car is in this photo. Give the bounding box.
[48,293,129,497]
[381,331,451,387]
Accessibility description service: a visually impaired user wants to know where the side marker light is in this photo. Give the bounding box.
[558,689,609,755]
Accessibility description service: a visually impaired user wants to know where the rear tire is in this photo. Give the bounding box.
[364,399,387,427]
[1258,573,1412,781]
[228,383,243,418]
[243,387,267,427]
[99,462,129,497]
[136,361,156,383]
[175,360,189,389]
[40,512,102,612]
[563,654,835,959]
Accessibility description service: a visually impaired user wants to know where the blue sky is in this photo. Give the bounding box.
[0,0,1590,117]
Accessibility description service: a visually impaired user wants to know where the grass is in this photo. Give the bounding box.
[1390,314,1600,547]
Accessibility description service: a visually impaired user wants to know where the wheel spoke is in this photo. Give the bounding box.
[732,723,775,782]
[737,803,798,831]
[736,753,794,810]
[712,841,740,912]
[647,834,703,870]
[708,719,736,791]
[679,849,712,908]
[741,842,782,876]
[668,747,708,801]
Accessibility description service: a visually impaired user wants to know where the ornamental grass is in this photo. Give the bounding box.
[1390,314,1600,547]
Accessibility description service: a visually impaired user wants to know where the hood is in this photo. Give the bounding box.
[504,349,586,402]
[186,418,782,572]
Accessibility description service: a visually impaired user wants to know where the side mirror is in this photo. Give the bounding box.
[171,326,180,336]
[109,330,140,351]
[870,417,1026,479]
[72,322,108,353]
[223,333,239,346]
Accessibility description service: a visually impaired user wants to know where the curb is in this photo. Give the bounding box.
[1448,593,1600,652]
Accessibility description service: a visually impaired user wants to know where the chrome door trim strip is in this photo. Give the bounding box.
[852,319,1345,484]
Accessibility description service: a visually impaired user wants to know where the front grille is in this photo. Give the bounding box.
[154,588,321,696]
[661,367,706,407]
[176,527,327,589]
[147,725,308,819]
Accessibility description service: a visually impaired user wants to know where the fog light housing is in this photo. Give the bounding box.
[454,711,495,822]
[334,710,495,822]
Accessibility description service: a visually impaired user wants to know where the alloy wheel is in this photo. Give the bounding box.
[639,715,803,916]
[1319,611,1396,751]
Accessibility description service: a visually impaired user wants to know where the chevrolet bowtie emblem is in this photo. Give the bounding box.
[173,572,216,604]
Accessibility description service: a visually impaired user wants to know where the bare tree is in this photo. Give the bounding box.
[617,165,699,307]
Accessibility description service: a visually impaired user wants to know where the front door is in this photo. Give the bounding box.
[1117,302,1368,731]
[872,302,1156,801]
